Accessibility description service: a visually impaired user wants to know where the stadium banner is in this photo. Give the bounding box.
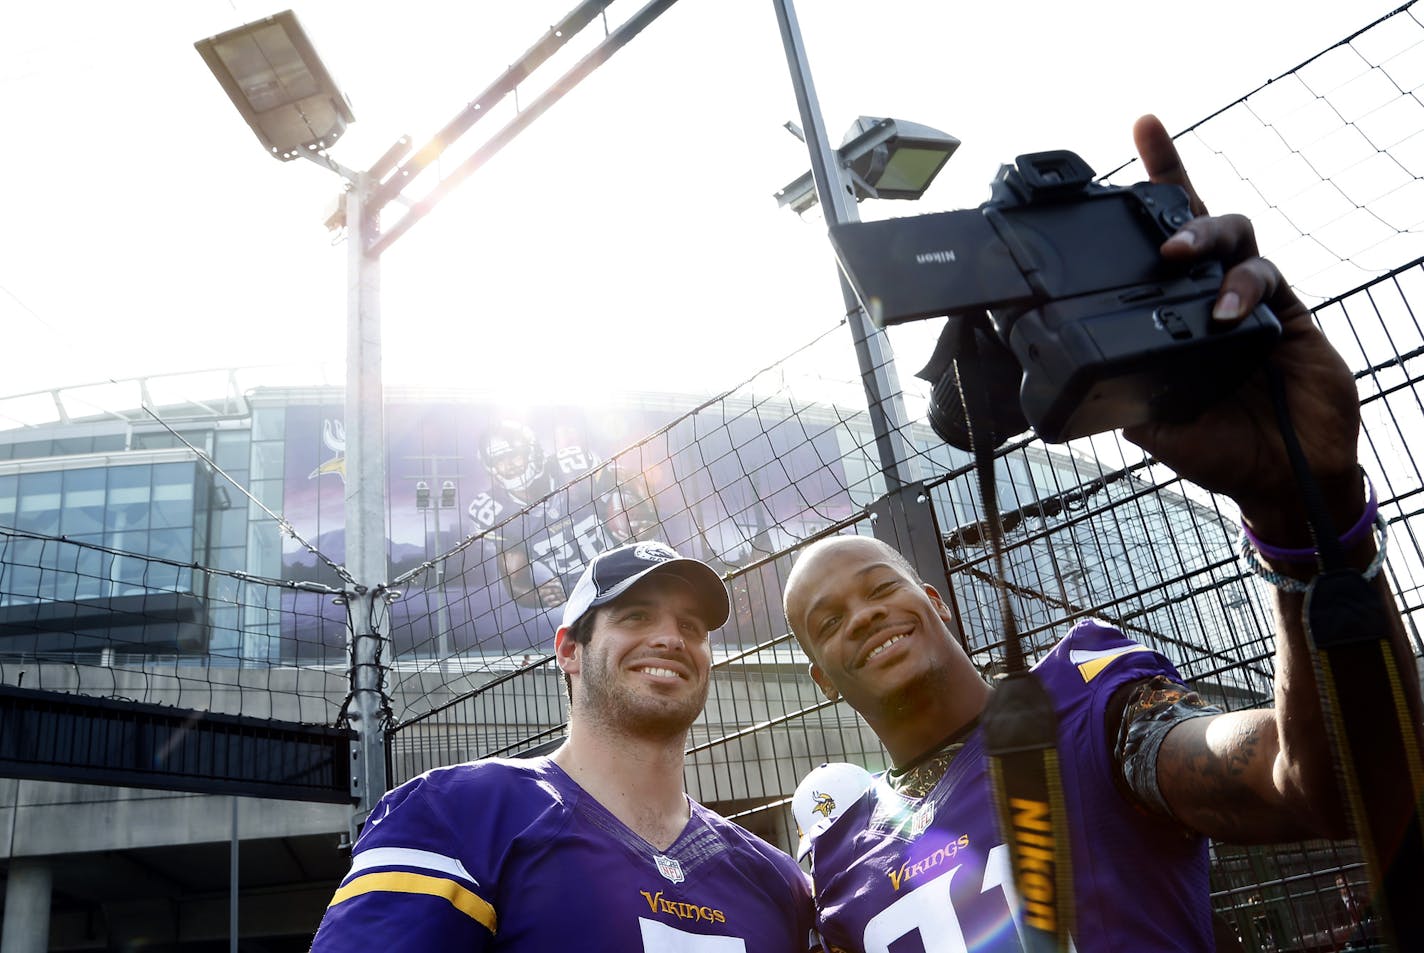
[276,401,856,658]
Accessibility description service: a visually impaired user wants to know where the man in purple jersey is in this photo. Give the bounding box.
[784,116,1422,952]
[312,540,815,951]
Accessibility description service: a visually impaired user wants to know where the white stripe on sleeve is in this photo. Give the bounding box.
[346,847,478,886]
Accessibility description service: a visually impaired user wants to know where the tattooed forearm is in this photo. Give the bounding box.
[1155,710,1312,842]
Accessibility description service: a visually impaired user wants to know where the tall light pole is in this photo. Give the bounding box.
[769,0,962,591]
[196,10,409,824]
[196,3,690,826]
[771,4,929,495]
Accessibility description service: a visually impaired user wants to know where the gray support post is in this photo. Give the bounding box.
[0,859,52,953]
[769,0,920,496]
[229,797,239,953]
[771,0,955,592]
[345,172,391,825]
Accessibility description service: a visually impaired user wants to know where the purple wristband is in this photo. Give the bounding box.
[1242,472,1378,563]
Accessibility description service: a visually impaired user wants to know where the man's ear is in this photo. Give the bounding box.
[554,626,580,676]
[922,583,952,623]
[809,661,840,702]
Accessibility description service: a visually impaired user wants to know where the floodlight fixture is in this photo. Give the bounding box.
[195,10,355,162]
[775,116,960,214]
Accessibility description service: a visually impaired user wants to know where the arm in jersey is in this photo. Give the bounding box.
[1109,674,1221,824]
[310,778,497,952]
[498,544,566,609]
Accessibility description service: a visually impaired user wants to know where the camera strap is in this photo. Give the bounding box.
[954,328,1074,953]
[1266,362,1424,951]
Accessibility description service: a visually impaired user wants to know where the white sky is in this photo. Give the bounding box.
[0,0,1402,415]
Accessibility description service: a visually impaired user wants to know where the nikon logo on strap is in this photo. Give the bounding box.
[1008,797,1057,931]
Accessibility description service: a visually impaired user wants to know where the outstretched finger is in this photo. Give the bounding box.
[1161,213,1260,268]
[1134,114,1208,217]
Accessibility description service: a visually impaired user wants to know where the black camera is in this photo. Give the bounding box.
[828,150,1281,450]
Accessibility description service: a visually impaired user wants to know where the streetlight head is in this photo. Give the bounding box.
[195,10,355,161]
[840,117,960,201]
[775,116,958,213]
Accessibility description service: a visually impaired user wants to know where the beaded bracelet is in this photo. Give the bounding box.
[1239,513,1389,593]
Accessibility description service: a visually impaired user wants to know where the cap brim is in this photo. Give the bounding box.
[795,817,831,861]
[591,557,730,631]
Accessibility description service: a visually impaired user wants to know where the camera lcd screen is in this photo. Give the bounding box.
[998,192,1176,299]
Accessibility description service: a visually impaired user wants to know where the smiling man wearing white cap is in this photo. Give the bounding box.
[311,541,815,952]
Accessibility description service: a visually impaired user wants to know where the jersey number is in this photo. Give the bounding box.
[860,844,1072,953]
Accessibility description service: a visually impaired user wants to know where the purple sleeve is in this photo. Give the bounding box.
[311,778,496,952]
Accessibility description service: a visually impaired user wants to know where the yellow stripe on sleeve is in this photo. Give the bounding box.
[1074,645,1151,683]
[329,871,497,933]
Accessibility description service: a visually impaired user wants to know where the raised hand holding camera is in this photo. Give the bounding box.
[830,144,1282,450]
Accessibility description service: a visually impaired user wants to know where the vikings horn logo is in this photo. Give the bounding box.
[811,791,836,819]
[309,418,347,483]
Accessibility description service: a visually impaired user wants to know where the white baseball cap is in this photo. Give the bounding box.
[793,762,874,860]
[559,541,729,633]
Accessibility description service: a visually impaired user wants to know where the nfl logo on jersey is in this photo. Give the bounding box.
[654,854,685,884]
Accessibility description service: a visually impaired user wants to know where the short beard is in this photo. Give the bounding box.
[578,656,708,742]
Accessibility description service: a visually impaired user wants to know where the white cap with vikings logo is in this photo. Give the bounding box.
[559,541,730,633]
[793,762,875,861]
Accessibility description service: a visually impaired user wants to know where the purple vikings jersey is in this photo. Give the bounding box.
[311,757,814,952]
[808,621,1212,953]
[468,447,618,590]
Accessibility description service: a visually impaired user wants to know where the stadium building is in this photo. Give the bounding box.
[0,358,1323,951]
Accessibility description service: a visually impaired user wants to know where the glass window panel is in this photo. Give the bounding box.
[107,466,152,504]
[213,508,248,548]
[62,467,105,497]
[10,537,47,568]
[143,560,182,592]
[251,442,285,479]
[18,470,62,504]
[60,505,104,536]
[60,469,106,535]
[113,553,149,592]
[131,432,177,451]
[252,407,286,442]
[104,529,145,554]
[208,575,240,602]
[15,471,60,533]
[215,432,250,470]
[11,441,53,460]
[251,479,283,511]
[151,500,193,531]
[74,545,107,600]
[7,565,41,601]
[50,437,93,456]
[51,546,79,601]
[152,462,195,498]
[136,431,207,452]
[149,528,192,563]
[105,503,149,532]
[92,434,126,453]
[0,474,16,523]
[213,546,246,571]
